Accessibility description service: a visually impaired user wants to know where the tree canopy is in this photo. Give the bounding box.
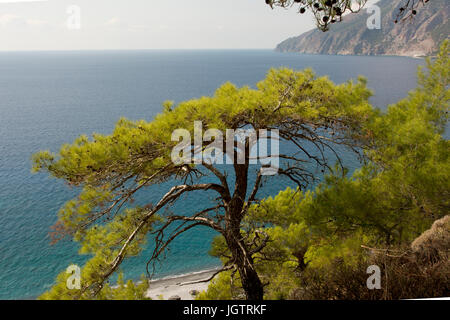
[34,65,374,300]
[34,39,448,301]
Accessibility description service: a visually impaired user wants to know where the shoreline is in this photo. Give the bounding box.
[274,50,427,59]
[146,268,220,300]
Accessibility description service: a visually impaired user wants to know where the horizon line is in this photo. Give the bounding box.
[0,48,277,53]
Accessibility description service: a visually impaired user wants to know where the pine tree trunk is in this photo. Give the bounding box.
[225,224,264,300]
[225,161,264,300]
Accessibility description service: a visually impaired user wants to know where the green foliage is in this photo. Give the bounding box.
[204,41,449,300]
[366,40,449,223]
[39,271,150,300]
[33,67,374,300]
[32,68,373,192]
[196,271,237,300]
[293,217,450,300]
[34,41,448,300]
[33,67,372,185]
[39,207,159,299]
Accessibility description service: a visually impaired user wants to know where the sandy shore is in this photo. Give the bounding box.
[146,268,219,300]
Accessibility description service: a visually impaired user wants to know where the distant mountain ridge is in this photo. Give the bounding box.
[276,0,449,57]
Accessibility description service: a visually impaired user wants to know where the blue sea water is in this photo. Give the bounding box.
[0,50,424,299]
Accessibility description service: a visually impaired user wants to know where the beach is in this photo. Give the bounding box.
[146,269,219,300]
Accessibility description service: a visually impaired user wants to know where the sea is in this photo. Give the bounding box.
[0,50,424,299]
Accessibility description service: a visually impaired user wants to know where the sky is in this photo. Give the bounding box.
[0,0,379,51]
[0,0,316,51]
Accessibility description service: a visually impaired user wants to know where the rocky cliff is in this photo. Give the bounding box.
[275,0,449,57]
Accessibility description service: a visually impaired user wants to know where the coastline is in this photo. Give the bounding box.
[274,50,427,59]
[146,268,220,300]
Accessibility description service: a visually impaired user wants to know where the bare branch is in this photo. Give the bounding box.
[180,265,235,286]
[202,163,231,201]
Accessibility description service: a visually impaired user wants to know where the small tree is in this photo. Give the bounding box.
[34,68,373,300]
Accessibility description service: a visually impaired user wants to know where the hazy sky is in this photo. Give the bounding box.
[0,0,378,51]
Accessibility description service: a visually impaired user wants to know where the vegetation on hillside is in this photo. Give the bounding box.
[35,41,449,300]
[199,41,449,300]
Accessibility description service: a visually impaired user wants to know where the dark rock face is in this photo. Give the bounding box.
[275,0,449,57]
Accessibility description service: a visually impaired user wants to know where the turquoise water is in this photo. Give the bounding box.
[0,50,424,299]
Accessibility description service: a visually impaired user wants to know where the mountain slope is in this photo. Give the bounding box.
[275,0,449,57]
